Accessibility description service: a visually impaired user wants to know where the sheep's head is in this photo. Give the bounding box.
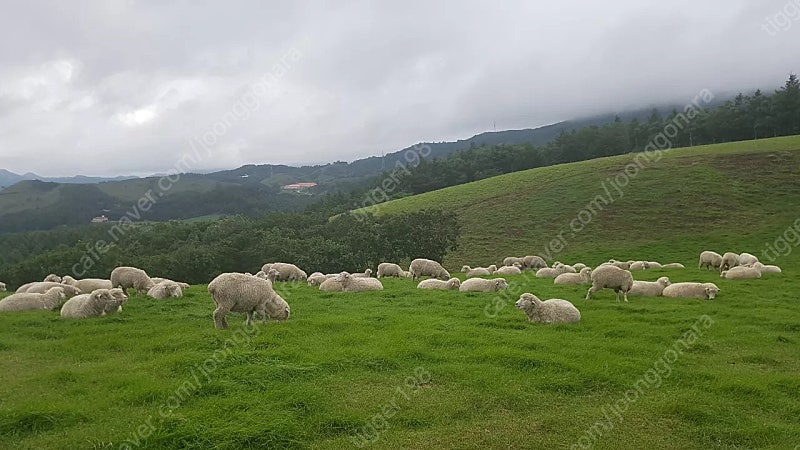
[515,293,539,310]
[657,277,671,287]
[44,274,62,283]
[448,278,461,288]
[720,271,727,278]
[168,284,182,298]
[274,304,290,321]
[364,269,372,277]
[334,272,351,283]
[438,270,451,280]
[62,285,81,297]
[494,279,509,290]
[61,275,76,285]
[461,265,471,273]
[705,284,720,300]
[267,269,280,282]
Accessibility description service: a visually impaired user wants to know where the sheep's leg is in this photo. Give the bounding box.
[622,291,629,302]
[245,311,254,326]
[585,287,594,301]
[213,307,229,329]
[614,289,621,302]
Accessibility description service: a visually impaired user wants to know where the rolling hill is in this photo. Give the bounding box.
[365,135,800,268]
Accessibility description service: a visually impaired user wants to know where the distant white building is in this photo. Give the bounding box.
[91,215,109,223]
[281,182,317,193]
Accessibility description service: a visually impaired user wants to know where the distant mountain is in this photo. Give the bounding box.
[0,169,137,190]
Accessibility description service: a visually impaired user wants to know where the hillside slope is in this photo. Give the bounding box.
[366,136,800,267]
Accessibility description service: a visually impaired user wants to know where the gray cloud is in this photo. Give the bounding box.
[0,0,797,176]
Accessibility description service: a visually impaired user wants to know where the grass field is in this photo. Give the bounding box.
[1,136,800,449]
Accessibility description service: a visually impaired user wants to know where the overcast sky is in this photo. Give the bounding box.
[0,0,797,177]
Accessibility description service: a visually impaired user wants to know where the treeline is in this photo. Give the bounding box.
[369,74,800,197]
[0,209,460,288]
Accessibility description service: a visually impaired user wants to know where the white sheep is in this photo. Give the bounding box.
[747,261,782,274]
[628,277,672,297]
[605,260,631,270]
[60,288,117,318]
[19,282,81,297]
[554,267,592,285]
[417,278,461,290]
[515,293,581,324]
[207,272,290,329]
[351,269,373,278]
[147,281,184,299]
[260,263,307,282]
[44,274,62,283]
[698,251,723,271]
[523,255,547,270]
[61,276,113,293]
[629,261,650,270]
[307,272,337,286]
[107,288,128,314]
[535,264,570,278]
[571,263,588,271]
[0,286,67,312]
[720,266,762,280]
[336,272,384,292]
[149,277,191,289]
[661,263,686,269]
[494,265,522,276]
[662,282,720,300]
[646,261,663,269]
[503,256,524,267]
[720,252,740,272]
[0,282,5,292]
[586,265,634,302]
[461,265,492,277]
[110,266,155,295]
[459,277,509,292]
[318,274,346,291]
[376,263,411,278]
[409,258,451,280]
[738,252,759,266]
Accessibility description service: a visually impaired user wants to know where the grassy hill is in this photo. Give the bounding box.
[366,135,800,269]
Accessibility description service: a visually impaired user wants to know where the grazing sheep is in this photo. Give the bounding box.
[747,261,782,274]
[661,263,686,269]
[523,255,547,270]
[586,265,634,302]
[721,266,762,280]
[147,281,183,299]
[720,252,740,272]
[461,266,492,277]
[459,278,509,292]
[536,264,570,278]
[207,272,290,329]
[0,282,5,292]
[61,276,113,293]
[554,267,592,285]
[260,263,307,282]
[377,263,411,278]
[698,251,723,271]
[60,289,117,318]
[662,282,720,300]
[503,257,525,267]
[629,277,672,297]
[515,293,581,324]
[629,261,650,270]
[352,269,373,278]
[738,252,759,266]
[336,272,384,292]
[417,278,461,290]
[494,265,522,276]
[19,282,81,297]
[111,267,155,295]
[409,258,450,280]
[44,274,62,283]
[0,287,67,312]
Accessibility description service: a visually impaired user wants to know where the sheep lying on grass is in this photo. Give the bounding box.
[554,267,592,285]
[207,272,290,329]
[261,263,307,282]
[336,272,384,292]
[459,278,509,292]
[417,278,461,290]
[111,267,155,295]
[60,289,117,318]
[44,274,62,283]
[586,265,633,302]
[494,265,522,276]
[461,266,492,277]
[661,263,685,269]
[107,288,128,314]
[409,258,450,280]
[629,261,650,270]
[515,293,581,324]
[61,276,113,293]
[503,256,524,267]
[19,282,81,297]
[698,251,723,271]
[319,274,346,292]
[628,277,672,297]
[662,282,720,300]
[721,266,762,280]
[307,272,337,286]
[377,263,411,278]
[147,281,183,299]
[571,263,588,271]
[604,260,631,270]
[747,262,782,274]
[0,287,66,312]
[150,278,191,289]
[536,264,570,278]
[352,269,373,278]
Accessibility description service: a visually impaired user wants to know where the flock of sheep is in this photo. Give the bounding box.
[0,249,781,328]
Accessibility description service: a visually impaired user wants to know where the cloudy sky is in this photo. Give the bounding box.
[0,0,797,177]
